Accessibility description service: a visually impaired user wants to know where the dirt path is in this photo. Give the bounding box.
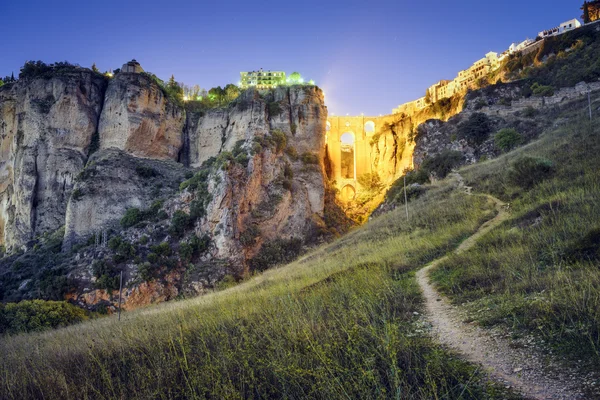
[416,174,586,400]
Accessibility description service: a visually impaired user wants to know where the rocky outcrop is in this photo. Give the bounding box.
[186,86,327,166]
[63,148,191,249]
[98,73,185,161]
[0,69,107,251]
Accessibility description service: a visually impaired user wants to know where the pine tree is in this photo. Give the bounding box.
[91,63,99,73]
[168,75,177,88]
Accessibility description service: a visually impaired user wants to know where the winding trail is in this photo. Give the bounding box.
[416,174,587,400]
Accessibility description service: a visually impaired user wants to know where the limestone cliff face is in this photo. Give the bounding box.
[0,70,107,250]
[63,149,190,249]
[187,86,326,166]
[98,73,185,161]
[183,86,327,272]
[0,69,329,308]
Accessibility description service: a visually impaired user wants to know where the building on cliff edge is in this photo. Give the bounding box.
[121,59,144,73]
[392,17,582,115]
[240,68,286,89]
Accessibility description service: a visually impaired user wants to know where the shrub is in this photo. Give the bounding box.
[270,130,287,153]
[0,300,88,335]
[92,260,120,291]
[120,208,143,228]
[522,106,537,118]
[494,128,523,152]
[249,238,303,272]
[421,150,464,179]
[507,156,555,188]
[385,170,430,203]
[300,152,319,165]
[531,82,555,97]
[151,242,172,257]
[268,101,282,116]
[232,142,249,168]
[457,113,491,145]
[169,211,191,238]
[190,234,210,255]
[285,145,298,160]
[240,225,261,246]
[135,165,158,178]
[357,172,382,191]
[179,243,193,262]
[137,262,155,281]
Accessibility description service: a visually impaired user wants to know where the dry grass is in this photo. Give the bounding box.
[0,180,520,399]
[431,98,600,369]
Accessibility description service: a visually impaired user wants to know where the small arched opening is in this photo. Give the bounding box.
[340,184,356,202]
[326,121,331,131]
[364,121,375,133]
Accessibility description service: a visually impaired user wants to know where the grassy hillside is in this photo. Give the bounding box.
[430,94,600,370]
[0,178,523,399]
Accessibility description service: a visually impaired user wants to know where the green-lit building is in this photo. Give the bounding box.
[240,68,286,89]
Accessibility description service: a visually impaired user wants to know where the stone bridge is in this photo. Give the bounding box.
[325,115,414,202]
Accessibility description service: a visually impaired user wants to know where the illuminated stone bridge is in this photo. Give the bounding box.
[325,115,415,202]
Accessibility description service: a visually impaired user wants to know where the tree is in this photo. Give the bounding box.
[91,63,99,73]
[0,80,3,88]
[209,86,225,105]
[224,84,240,102]
[288,72,302,84]
[167,74,177,88]
[582,1,591,23]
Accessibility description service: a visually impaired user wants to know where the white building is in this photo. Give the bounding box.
[539,18,582,38]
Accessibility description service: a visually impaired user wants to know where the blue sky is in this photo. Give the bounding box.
[0,0,583,115]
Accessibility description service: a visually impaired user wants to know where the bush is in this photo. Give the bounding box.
[522,106,537,118]
[151,242,172,257]
[120,208,143,228]
[92,260,120,291]
[137,262,155,281]
[357,172,382,191]
[285,145,298,160]
[169,211,191,238]
[268,101,282,116]
[531,82,555,97]
[270,130,287,153]
[507,156,555,188]
[385,170,430,204]
[240,225,261,246]
[300,152,319,165]
[494,128,523,152]
[249,238,303,272]
[135,165,158,178]
[0,300,88,335]
[457,113,491,145]
[421,150,464,179]
[190,234,210,255]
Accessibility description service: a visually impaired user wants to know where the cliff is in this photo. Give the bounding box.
[0,68,328,310]
[0,68,107,250]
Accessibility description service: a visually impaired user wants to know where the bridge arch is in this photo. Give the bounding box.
[340,184,356,202]
[340,132,356,179]
[364,120,375,133]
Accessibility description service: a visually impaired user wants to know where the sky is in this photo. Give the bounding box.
[0,0,584,115]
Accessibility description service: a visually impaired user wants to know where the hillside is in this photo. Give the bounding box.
[2,82,600,397]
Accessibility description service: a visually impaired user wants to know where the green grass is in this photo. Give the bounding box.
[430,97,600,368]
[0,182,519,399]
